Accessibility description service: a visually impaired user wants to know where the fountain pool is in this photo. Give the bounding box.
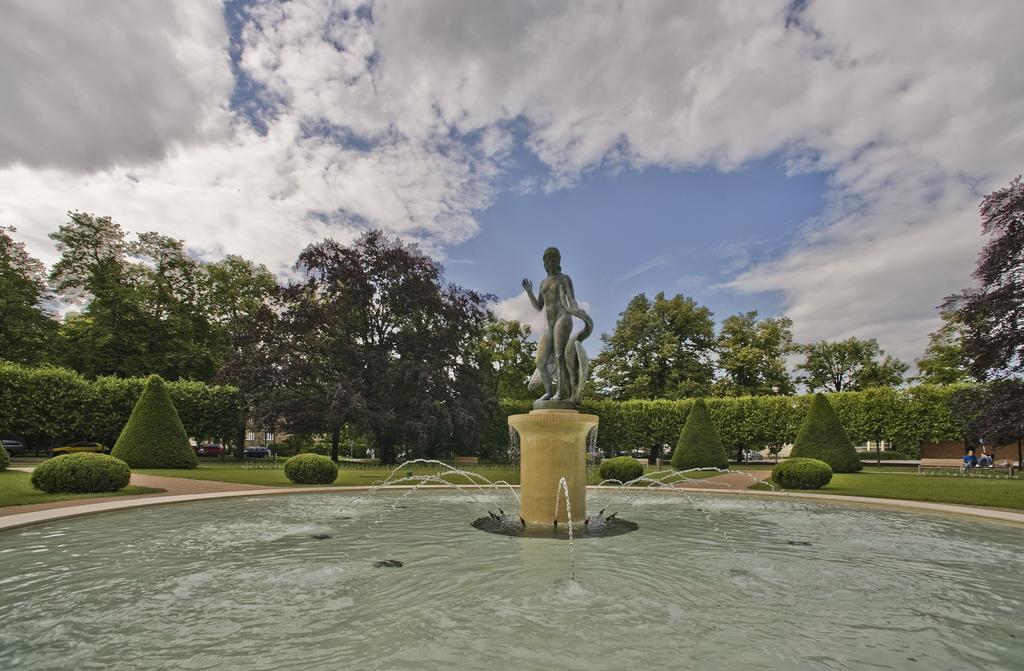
[1,491,1022,670]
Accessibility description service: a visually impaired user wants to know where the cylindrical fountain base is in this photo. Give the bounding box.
[509,409,598,525]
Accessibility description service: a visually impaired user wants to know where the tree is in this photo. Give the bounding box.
[796,337,907,392]
[950,380,1024,469]
[790,393,862,472]
[592,292,716,399]
[913,311,973,384]
[0,226,56,364]
[670,398,728,469]
[49,212,260,381]
[274,231,494,464]
[943,175,1024,379]
[474,319,535,400]
[714,311,795,396]
[111,375,198,468]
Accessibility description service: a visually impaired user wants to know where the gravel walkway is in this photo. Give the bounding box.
[673,469,772,490]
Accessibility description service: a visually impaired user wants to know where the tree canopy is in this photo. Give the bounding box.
[943,175,1024,379]
[0,226,55,364]
[796,337,908,392]
[475,318,535,400]
[592,292,716,399]
[913,311,974,384]
[268,231,494,464]
[714,310,795,396]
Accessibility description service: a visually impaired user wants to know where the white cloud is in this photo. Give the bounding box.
[3,0,1023,365]
[0,1,233,171]
[493,292,546,335]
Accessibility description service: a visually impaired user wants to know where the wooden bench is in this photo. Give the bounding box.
[918,458,1016,476]
[453,456,479,466]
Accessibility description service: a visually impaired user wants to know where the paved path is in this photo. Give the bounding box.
[2,469,270,518]
[673,469,772,490]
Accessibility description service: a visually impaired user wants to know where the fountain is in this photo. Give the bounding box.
[4,247,1023,670]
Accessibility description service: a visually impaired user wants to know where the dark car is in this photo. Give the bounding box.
[244,445,271,459]
[2,439,26,456]
[52,441,107,456]
[195,443,226,457]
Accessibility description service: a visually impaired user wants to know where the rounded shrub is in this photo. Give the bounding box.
[772,457,833,490]
[671,398,729,470]
[31,453,131,493]
[0,445,10,471]
[111,375,198,469]
[284,453,339,485]
[790,393,862,473]
[598,456,644,483]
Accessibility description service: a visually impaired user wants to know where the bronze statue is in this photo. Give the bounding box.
[522,247,593,407]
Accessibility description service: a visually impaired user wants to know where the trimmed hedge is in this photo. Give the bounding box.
[772,458,833,490]
[485,385,967,459]
[284,453,339,485]
[671,398,729,469]
[111,375,199,469]
[0,362,240,446]
[790,393,863,473]
[31,453,131,493]
[598,456,644,483]
[0,445,9,471]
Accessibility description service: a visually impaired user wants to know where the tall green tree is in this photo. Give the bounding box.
[943,175,1024,379]
[0,227,56,364]
[913,311,973,384]
[713,311,795,396]
[273,231,494,464]
[49,212,152,377]
[474,319,535,400]
[48,212,267,382]
[796,337,907,392]
[592,292,716,399]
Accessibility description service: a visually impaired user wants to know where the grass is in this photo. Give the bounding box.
[133,461,733,488]
[134,462,524,488]
[0,470,163,508]
[752,471,1024,510]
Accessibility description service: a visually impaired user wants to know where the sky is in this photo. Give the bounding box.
[2,0,1023,367]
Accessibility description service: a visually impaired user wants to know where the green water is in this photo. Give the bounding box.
[1,491,1022,670]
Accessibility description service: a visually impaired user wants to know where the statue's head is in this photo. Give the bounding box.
[543,247,561,274]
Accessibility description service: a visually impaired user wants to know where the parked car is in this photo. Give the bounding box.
[195,443,226,457]
[244,445,271,459]
[2,439,26,456]
[52,441,107,456]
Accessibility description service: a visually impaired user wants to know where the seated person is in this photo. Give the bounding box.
[963,449,978,470]
[978,451,993,467]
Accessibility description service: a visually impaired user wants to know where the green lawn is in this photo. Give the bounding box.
[754,471,1024,510]
[134,462,524,488]
[0,471,164,508]
[134,461,735,488]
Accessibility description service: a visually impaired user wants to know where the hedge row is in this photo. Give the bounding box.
[493,385,968,457]
[0,362,241,446]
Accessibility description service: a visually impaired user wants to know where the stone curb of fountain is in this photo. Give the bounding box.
[2,478,1023,533]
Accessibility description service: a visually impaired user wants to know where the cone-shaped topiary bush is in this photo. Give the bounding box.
[284,453,339,485]
[31,453,131,493]
[772,457,833,489]
[671,398,729,470]
[111,375,198,469]
[790,393,862,473]
[0,445,9,471]
[598,456,644,483]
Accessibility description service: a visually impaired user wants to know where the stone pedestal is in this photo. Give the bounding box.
[509,409,598,525]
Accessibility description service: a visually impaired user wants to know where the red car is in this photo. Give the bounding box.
[194,443,226,457]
